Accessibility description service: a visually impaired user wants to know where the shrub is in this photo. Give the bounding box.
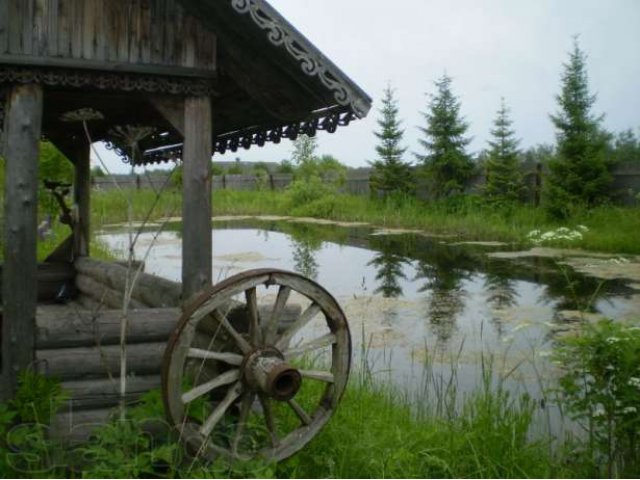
[553,319,640,477]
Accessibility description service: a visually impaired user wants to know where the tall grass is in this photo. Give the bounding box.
[209,189,640,254]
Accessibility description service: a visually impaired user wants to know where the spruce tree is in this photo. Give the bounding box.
[416,74,474,199]
[484,98,525,203]
[369,85,414,197]
[547,39,612,217]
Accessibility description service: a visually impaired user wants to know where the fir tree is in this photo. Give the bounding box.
[369,85,414,197]
[547,38,612,217]
[416,74,474,199]
[483,98,525,203]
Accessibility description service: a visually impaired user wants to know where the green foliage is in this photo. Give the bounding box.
[90,165,106,178]
[38,142,74,217]
[211,163,225,176]
[547,39,613,218]
[276,159,295,174]
[610,128,640,164]
[416,74,475,199]
[554,319,640,477]
[369,84,414,198]
[483,98,526,204]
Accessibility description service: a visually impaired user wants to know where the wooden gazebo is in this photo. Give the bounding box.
[0,0,371,459]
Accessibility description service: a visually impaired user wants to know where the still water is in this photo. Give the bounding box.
[99,219,636,402]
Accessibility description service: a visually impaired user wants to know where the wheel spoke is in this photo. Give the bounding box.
[276,303,322,350]
[299,370,335,383]
[232,391,256,456]
[182,369,241,404]
[288,399,312,426]
[187,348,243,365]
[245,287,262,346]
[258,394,279,447]
[212,309,252,354]
[264,286,291,345]
[200,382,243,437]
[284,333,336,360]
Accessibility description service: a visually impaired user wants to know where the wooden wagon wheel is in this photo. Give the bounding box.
[162,269,351,462]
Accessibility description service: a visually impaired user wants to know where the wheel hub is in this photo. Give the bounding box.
[243,348,302,401]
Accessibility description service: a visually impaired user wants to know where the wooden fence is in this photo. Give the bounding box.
[92,163,640,205]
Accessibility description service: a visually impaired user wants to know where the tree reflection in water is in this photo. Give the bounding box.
[367,245,412,298]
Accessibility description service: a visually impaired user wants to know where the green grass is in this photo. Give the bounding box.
[24,187,635,257]
[1,361,591,479]
[208,189,640,254]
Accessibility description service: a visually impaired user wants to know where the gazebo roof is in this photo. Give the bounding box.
[0,0,372,165]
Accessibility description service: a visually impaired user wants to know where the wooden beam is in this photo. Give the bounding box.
[149,95,185,136]
[73,142,91,257]
[182,96,212,303]
[1,83,43,401]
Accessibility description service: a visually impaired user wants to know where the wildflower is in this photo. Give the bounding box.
[605,364,615,371]
[577,225,589,232]
[628,377,640,388]
[605,337,621,344]
[622,406,637,415]
[527,229,541,238]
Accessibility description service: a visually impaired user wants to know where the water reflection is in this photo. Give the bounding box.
[366,239,412,298]
[286,223,322,280]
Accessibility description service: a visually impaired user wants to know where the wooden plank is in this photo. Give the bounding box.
[0,0,9,54]
[36,305,180,349]
[22,0,34,54]
[82,0,94,60]
[72,142,91,257]
[139,0,151,64]
[57,0,71,57]
[8,0,22,53]
[1,84,43,401]
[46,0,58,56]
[33,0,47,55]
[62,375,161,410]
[181,95,212,302]
[149,95,185,136]
[36,342,166,379]
[127,0,141,63]
[116,0,130,62]
[149,0,164,64]
[70,0,83,58]
[0,53,217,77]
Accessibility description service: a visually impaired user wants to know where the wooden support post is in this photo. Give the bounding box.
[73,142,91,257]
[181,96,212,303]
[1,84,43,401]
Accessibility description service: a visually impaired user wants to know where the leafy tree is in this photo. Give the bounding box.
[91,165,106,178]
[369,85,414,197]
[416,74,474,199]
[291,134,319,181]
[276,159,295,174]
[546,39,612,217]
[610,129,640,164]
[39,141,74,216]
[483,98,525,203]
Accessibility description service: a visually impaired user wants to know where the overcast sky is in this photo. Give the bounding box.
[97,0,640,173]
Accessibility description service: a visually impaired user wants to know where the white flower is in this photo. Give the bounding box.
[628,377,640,388]
[527,229,541,238]
[605,364,615,371]
[622,406,637,415]
[577,225,589,232]
[606,337,621,344]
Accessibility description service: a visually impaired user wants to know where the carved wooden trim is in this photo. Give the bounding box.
[0,65,214,97]
[229,0,371,119]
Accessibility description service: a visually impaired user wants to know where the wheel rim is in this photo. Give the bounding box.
[162,269,351,462]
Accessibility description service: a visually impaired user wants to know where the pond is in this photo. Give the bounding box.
[99,217,638,429]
